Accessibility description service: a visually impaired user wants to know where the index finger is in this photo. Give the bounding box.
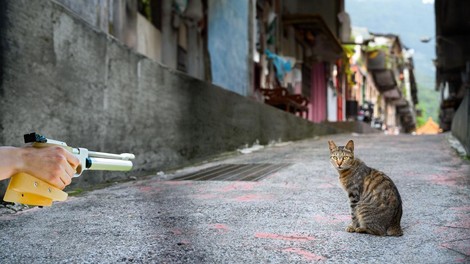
[63,150,80,169]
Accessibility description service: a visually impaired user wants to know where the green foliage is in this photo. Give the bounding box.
[67,188,84,196]
[342,44,356,56]
[417,87,440,126]
[365,44,389,53]
[401,84,407,98]
[415,104,426,127]
[139,0,152,20]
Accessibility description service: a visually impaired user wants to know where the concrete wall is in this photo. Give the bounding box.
[451,88,470,155]
[55,0,109,33]
[208,0,249,96]
[0,0,340,193]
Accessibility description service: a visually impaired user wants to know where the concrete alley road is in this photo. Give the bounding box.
[1,133,469,263]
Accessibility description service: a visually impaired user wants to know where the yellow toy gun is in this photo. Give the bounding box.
[3,132,135,207]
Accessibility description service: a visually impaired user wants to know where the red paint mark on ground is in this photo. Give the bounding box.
[138,186,162,192]
[333,214,351,221]
[282,183,302,190]
[139,186,152,192]
[163,181,192,185]
[210,223,230,232]
[313,214,349,224]
[441,240,470,256]
[433,226,448,234]
[317,183,336,189]
[220,182,257,192]
[233,194,272,202]
[171,229,183,235]
[282,248,326,261]
[428,174,459,187]
[255,232,315,241]
[451,206,470,212]
[435,211,470,229]
[190,193,218,199]
[449,217,470,229]
[427,168,469,187]
[312,215,330,223]
[0,206,42,220]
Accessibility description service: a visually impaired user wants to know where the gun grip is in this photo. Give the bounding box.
[3,173,68,206]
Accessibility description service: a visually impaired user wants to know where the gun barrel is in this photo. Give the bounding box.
[87,157,133,171]
[88,151,135,160]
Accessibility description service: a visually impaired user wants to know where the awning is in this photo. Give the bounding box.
[382,88,401,100]
[393,98,408,107]
[369,69,402,99]
[397,105,412,115]
[283,14,343,62]
[367,50,387,70]
[371,70,397,92]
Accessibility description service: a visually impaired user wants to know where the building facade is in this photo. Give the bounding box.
[55,0,418,133]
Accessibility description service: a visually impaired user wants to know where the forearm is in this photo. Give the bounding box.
[0,146,23,181]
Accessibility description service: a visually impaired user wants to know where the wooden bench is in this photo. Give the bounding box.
[259,88,309,119]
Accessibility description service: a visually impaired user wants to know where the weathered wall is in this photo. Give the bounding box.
[451,88,470,155]
[208,0,249,96]
[55,0,109,33]
[0,0,340,193]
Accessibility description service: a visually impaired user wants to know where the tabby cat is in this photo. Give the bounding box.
[328,140,403,236]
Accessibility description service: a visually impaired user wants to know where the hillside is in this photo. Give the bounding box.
[346,0,440,123]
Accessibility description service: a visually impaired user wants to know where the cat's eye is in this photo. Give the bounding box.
[331,156,338,160]
[344,157,349,160]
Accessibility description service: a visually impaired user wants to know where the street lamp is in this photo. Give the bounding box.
[420,36,433,43]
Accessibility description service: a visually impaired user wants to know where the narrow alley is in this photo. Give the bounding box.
[1,133,468,263]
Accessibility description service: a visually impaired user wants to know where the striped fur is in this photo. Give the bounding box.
[328,140,403,236]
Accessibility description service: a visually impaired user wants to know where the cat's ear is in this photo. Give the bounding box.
[328,140,337,152]
[345,140,354,152]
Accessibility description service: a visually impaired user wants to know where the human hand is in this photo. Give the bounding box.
[16,146,80,189]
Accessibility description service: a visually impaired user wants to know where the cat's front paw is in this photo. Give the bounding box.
[354,227,367,233]
[346,225,356,232]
